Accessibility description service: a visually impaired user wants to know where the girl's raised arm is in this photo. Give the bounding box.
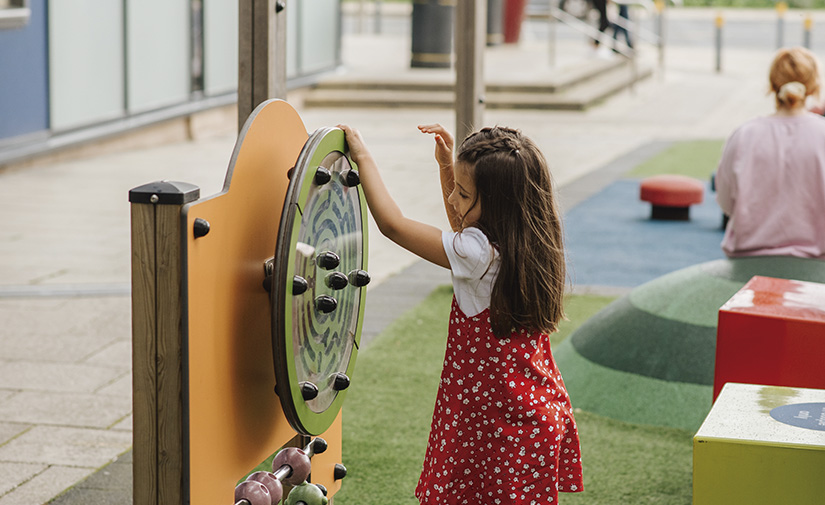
[338,124,450,269]
[418,124,462,232]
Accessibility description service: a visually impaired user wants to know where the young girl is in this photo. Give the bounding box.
[716,46,825,260]
[338,123,583,504]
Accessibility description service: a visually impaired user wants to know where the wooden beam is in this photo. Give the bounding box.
[130,182,200,505]
[131,203,158,505]
[455,0,486,144]
[238,0,288,130]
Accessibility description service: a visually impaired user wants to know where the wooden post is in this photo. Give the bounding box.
[130,181,200,505]
[238,0,287,130]
[455,0,486,145]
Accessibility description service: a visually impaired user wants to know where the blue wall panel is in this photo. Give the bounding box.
[0,0,49,141]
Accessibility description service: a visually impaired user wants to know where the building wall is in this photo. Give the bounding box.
[0,0,341,156]
[126,0,190,114]
[0,0,49,141]
[49,0,124,131]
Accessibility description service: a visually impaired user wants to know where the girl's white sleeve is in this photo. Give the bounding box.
[441,227,494,280]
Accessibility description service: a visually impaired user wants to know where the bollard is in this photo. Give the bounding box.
[804,13,813,49]
[488,0,504,45]
[548,0,556,67]
[411,0,455,68]
[373,0,382,34]
[655,0,665,74]
[715,12,724,73]
[776,1,788,49]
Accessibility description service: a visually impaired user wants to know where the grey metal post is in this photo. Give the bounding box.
[548,0,556,67]
[655,0,664,74]
[776,1,787,49]
[455,0,486,144]
[804,14,813,49]
[715,12,723,73]
[374,0,382,34]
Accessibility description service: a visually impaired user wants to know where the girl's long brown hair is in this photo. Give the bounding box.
[457,126,566,338]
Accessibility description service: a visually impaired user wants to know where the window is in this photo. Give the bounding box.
[0,0,31,30]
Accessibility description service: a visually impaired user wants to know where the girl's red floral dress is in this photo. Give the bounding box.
[415,299,584,505]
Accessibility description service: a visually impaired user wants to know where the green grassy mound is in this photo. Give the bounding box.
[556,256,825,433]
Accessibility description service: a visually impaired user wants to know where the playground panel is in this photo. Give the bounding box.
[132,99,365,505]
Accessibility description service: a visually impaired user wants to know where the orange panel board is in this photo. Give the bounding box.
[180,100,328,504]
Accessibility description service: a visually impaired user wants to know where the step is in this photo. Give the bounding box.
[303,60,653,111]
[311,56,627,95]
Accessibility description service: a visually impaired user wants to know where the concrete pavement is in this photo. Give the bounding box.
[0,6,805,504]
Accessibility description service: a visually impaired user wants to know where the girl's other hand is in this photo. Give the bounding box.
[337,124,371,165]
[418,124,454,170]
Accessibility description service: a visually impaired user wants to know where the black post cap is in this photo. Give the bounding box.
[129,181,200,205]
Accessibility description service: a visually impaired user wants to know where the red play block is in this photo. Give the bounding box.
[714,275,825,401]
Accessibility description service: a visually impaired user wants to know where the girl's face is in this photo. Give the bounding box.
[448,161,482,227]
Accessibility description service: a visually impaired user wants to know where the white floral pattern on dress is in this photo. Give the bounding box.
[415,298,583,505]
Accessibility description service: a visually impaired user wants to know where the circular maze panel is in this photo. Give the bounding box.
[272,127,369,435]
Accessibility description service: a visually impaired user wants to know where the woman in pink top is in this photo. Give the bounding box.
[716,47,825,260]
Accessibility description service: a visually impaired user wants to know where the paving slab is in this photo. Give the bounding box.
[0,426,130,468]
[0,466,93,505]
[0,392,131,428]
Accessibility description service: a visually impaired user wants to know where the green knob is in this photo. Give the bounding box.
[284,482,329,505]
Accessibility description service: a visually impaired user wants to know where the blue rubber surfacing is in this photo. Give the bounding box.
[563,178,726,288]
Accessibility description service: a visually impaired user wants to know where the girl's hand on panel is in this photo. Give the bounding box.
[418,123,455,170]
[338,124,371,165]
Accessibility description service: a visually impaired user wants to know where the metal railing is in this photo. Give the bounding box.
[545,0,668,85]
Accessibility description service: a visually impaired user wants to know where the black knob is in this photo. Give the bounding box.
[293,275,308,295]
[331,372,350,391]
[314,167,332,185]
[315,295,337,314]
[344,169,360,187]
[316,484,328,497]
[325,272,348,290]
[311,437,328,455]
[348,270,371,287]
[193,218,210,238]
[334,463,347,480]
[300,381,318,401]
[286,166,295,180]
[263,274,273,292]
[275,0,285,13]
[316,251,340,270]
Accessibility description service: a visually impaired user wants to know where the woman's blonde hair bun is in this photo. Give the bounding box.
[777,81,807,104]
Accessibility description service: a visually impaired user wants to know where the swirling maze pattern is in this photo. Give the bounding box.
[292,154,364,413]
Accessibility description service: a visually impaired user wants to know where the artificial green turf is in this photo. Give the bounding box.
[564,410,693,505]
[626,140,724,180]
[335,286,694,504]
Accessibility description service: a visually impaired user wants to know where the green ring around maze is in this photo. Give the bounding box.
[557,256,825,432]
[279,127,369,436]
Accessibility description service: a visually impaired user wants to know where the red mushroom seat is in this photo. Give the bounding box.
[640,175,704,220]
